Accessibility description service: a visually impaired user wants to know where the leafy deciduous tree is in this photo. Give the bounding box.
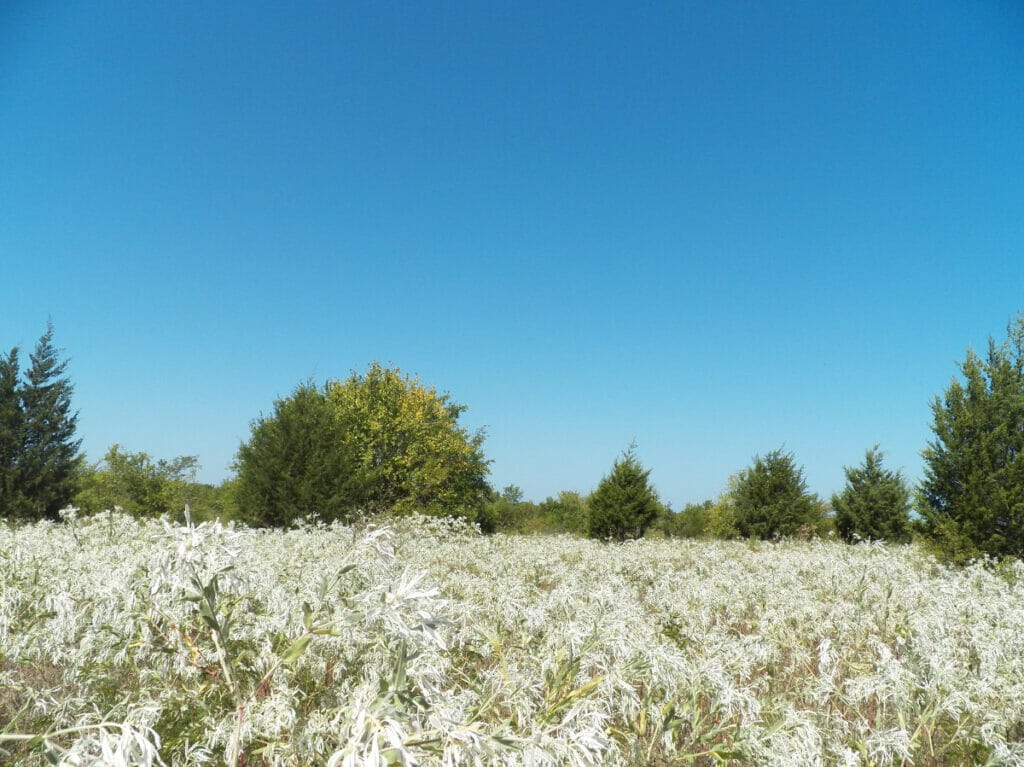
[920,313,1024,562]
[75,444,200,518]
[660,500,713,538]
[832,446,911,543]
[586,446,660,541]
[539,490,589,535]
[326,363,490,517]
[182,478,239,523]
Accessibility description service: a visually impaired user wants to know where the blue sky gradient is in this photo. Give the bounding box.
[2,2,1023,505]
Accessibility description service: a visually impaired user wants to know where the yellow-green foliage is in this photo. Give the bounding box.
[234,365,490,527]
[75,445,199,518]
[327,363,490,517]
[703,495,739,539]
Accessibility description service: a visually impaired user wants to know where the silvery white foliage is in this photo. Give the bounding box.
[3,513,1024,766]
[990,740,1024,767]
[44,706,165,767]
[57,722,164,767]
[864,727,913,767]
[744,708,824,767]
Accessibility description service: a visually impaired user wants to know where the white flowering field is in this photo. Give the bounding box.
[2,513,1023,766]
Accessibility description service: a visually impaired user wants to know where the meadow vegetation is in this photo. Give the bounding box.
[2,512,1023,766]
[2,317,1024,765]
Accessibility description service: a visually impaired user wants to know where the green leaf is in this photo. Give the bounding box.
[199,602,219,632]
[302,601,314,631]
[281,634,312,665]
[710,751,744,762]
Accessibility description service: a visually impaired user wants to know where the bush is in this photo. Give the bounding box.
[654,500,711,538]
[535,491,589,535]
[479,485,525,533]
[482,488,589,535]
[704,496,740,539]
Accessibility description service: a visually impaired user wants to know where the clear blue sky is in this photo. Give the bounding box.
[2,2,1022,506]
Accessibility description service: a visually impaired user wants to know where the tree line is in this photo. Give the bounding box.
[3,314,1024,564]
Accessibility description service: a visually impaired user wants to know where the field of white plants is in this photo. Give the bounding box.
[2,512,1023,767]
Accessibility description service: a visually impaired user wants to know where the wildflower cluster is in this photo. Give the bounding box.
[2,512,1022,765]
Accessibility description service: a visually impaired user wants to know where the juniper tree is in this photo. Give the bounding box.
[832,446,911,543]
[4,325,82,520]
[732,448,821,539]
[0,347,23,512]
[586,446,660,541]
[235,382,359,527]
[920,312,1024,562]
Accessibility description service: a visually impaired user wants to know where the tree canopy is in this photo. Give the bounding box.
[920,313,1024,562]
[234,364,490,526]
[586,446,660,541]
[731,448,821,539]
[327,363,490,516]
[0,324,82,521]
[75,444,201,518]
[832,446,911,543]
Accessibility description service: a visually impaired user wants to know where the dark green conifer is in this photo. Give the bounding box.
[920,313,1024,562]
[6,324,82,520]
[732,448,821,539]
[832,447,910,543]
[234,382,360,527]
[587,445,660,541]
[0,347,23,512]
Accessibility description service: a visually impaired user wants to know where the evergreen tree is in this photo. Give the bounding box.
[235,382,359,527]
[920,313,1024,562]
[586,446,660,541]
[12,324,83,520]
[0,347,23,511]
[832,446,910,543]
[732,448,821,539]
